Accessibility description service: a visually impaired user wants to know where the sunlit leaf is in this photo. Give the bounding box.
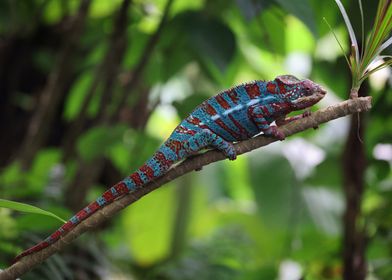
[121,185,175,264]
[0,199,66,223]
[377,36,392,55]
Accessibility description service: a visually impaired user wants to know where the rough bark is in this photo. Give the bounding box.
[0,96,372,280]
[17,0,91,169]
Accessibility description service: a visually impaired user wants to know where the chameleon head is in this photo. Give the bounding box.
[275,75,326,110]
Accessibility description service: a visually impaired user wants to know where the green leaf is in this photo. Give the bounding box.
[77,124,127,162]
[305,155,342,188]
[257,7,287,55]
[0,199,66,223]
[63,71,93,121]
[171,11,236,74]
[275,0,318,38]
[172,92,211,120]
[121,185,176,264]
[248,152,296,228]
[236,0,274,21]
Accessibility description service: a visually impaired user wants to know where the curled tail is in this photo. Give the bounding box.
[13,143,180,263]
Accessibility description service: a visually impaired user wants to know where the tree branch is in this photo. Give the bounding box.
[0,96,372,280]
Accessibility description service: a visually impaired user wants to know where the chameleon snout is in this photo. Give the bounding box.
[317,85,327,97]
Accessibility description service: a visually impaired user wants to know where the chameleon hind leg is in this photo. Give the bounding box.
[183,129,237,160]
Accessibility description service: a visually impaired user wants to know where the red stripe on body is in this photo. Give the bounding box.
[261,106,270,115]
[139,164,155,180]
[187,116,209,129]
[278,83,286,94]
[165,139,182,156]
[177,125,196,136]
[204,103,217,116]
[215,119,241,139]
[155,151,173,169]
[228,114,251,138]
[51,230,62,240]
[216,95,231,109]
[16,242,46,261]
[227,89,239,104]
[114,182,129,193]
[76,209,89,220]
[89,201,100,212]
[130,173,143,186]
[186,117,199,125]
[102,191,115,202]
[267,82,277,94]
[62,221,74,231]
[245,83,260,98]
[187,116,222,139]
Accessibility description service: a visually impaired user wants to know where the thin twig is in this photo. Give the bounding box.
[0,96,372,280]
[112,0,174,122]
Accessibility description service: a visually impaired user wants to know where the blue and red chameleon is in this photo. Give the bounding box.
[14,75,326,262]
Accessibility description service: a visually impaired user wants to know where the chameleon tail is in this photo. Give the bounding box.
[13,143,179,263]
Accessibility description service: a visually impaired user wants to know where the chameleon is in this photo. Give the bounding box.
[14,75,326,262]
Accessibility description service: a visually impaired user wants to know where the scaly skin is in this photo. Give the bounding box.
[14,75,326,262]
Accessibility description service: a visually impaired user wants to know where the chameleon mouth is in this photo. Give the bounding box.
[317,85,327,96]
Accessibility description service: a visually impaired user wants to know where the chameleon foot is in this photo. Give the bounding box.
[265,126,285,141]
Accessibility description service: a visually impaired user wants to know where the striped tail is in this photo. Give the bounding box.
[13,143,178,263]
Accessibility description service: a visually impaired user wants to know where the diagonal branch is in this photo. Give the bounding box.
[0,96,372,280]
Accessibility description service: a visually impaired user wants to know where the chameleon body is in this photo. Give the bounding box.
[14,75,326,262]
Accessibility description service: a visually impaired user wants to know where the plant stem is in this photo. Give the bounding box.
[350,87,359,99]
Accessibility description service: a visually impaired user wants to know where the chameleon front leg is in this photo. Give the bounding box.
[248,105,285,140]
[183,129,237,160]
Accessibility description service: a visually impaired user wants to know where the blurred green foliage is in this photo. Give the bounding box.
[0,0,391,279]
